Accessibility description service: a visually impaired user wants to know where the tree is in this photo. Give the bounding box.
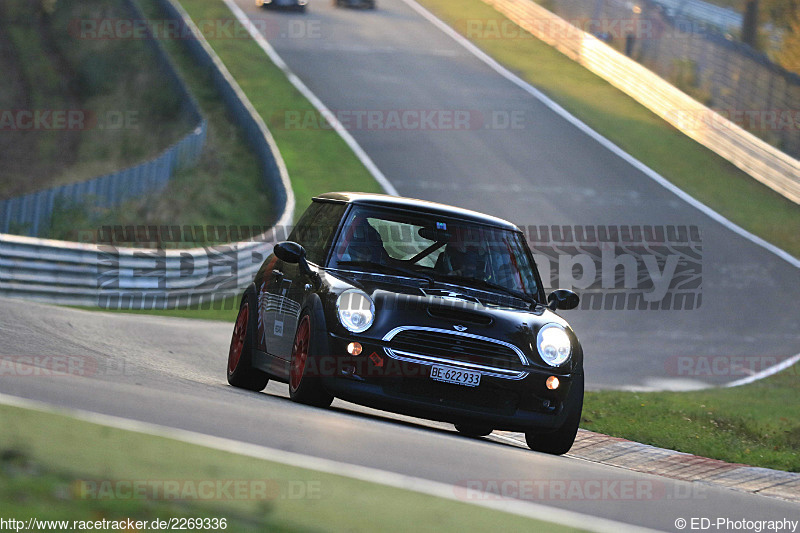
[759,0,799,73]
[742,0,759,48]
[760,0,799,28]
[778,16,799,73]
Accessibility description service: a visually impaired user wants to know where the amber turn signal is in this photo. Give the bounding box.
[347,342,363,356]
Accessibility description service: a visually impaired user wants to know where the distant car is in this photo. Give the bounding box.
[256,0,308,12]
[333,0,375,9]
[227,192,583,454]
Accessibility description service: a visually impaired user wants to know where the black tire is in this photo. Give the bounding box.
[288,310,334,407]
[524,374,583,455]
[227,293,270,391]
[297,3,307,12]
[454,424,493,438]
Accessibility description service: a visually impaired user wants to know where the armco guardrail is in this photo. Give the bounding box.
[652,0,742,29]
[0,126,206,236]
[0,229,288,307]
[156,0,291,212]
[481,0,800,205]
[0,0,294,308]
[0,0,207,237]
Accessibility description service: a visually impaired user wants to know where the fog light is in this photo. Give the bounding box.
[546,376,560,390]
[347,342,363,356]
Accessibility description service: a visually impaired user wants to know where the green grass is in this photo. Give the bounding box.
[44,0,383,242]
[6,0,381,242]
[174,0,383,213]
[72,295,241,323]
[42,0,273,242]
[47,0,195,182]
[416,0,800,258]
[57,0,387,312]
[0,0,194,198]
[582,364,800,472]
[61,295,800,473]
[43,0,800,476]
[0,403,582,532]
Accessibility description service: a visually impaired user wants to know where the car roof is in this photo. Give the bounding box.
[313,192,521,232]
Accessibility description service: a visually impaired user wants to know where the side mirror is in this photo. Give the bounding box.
[547,289,580,311]
[274,241,305,264]
[274,241,319,287]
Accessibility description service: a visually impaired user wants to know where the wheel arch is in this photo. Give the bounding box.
[300,292,331,355]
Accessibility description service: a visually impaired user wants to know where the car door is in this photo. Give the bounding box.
[263,200,346,359]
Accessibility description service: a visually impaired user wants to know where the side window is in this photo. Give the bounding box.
[288,202,346,265]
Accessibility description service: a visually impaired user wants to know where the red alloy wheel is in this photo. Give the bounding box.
[290,316,311,391]
[228,304,249,374]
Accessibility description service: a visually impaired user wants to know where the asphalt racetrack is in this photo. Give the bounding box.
[232,0,800,390]
[1,300,798,531]
[2,0,799,530]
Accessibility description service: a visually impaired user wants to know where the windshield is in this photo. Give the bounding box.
[328,205,540,301]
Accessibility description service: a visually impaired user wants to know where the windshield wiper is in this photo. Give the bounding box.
[335,261,435,285]
[433,274,536,305]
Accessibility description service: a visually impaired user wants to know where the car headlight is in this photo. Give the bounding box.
[336,290,375,333]
[536,324,572,367]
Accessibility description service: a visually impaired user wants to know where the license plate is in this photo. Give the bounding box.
[430,365,481,387]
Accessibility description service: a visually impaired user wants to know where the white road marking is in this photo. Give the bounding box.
[724,351,800,387]
[0,392,657,533]
[398,0,800,271]
[210,0,799,389]
[221,0,398,196]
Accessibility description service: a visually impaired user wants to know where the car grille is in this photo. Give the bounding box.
[383,327,528,379]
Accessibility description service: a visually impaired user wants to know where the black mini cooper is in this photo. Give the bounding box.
[227,192,583,454]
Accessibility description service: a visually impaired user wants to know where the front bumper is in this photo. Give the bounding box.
[319,333,580,432]
[265,0,307,6]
